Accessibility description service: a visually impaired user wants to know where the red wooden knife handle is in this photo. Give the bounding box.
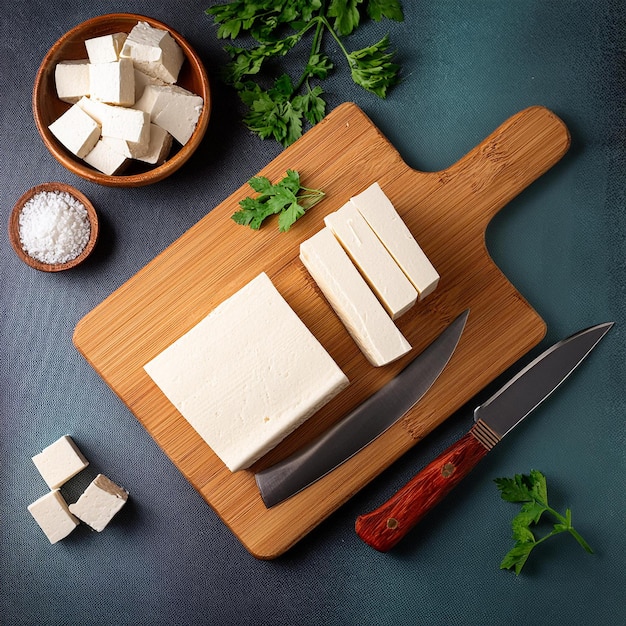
[355,426,492,552]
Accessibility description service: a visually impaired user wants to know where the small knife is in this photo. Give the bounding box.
[256,309,470,508]
[355,320,613,552]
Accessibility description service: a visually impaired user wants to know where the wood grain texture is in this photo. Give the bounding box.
[72,103,570,558]
[355,430,489,552]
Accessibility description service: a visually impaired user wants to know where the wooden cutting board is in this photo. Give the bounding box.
[73,103,570,559]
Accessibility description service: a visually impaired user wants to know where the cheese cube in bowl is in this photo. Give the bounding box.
[32,13,211,187]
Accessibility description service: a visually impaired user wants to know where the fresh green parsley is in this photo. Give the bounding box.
[232,169,325,231]
[495,470,594,575]
[205,0,404,146]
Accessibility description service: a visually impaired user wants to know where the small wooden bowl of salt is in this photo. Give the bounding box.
[8,182,99,271]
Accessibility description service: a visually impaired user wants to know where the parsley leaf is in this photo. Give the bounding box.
[232,169,325,232]
[495,470,594,575]
[205,1,404,146]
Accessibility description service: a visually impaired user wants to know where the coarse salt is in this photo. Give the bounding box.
[18,191,90,264]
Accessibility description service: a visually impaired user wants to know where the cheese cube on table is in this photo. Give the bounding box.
[78,97,150,145]
[84,140,129,175]
[54,59,90,103]
[85,32,127,63]
[89,58,135,106]
[28,490,79,544]
[69,474,128,532]
[144,272,349,472]
[48,104,100,158]
[134,124,173,165]
[351,182,440,300]
[121,21,184,84]
[31,435,89,489]
[300,228,412,367]
[135,84,203,145]
[324,201,418,319]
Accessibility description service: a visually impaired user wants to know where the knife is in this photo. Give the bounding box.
[256,309,470,508]
[355,320,613,552]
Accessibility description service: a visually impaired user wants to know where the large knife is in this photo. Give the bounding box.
[256,309,470,508]
[355,320,613,552]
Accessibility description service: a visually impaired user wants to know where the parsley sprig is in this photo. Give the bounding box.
[205,0,404,146]
[495,470,593,575]
[232,169,325,231]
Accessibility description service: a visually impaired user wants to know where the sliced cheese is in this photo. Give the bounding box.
[300,227,412,367]
[144,272,349,472]
[324,201,417,319]
[351,182,440,299]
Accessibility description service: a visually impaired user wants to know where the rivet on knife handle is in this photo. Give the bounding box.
[355,421,495,552]
[355,320,613,552]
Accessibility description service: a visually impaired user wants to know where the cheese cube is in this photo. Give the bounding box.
[134,84,203,145]
[144,272,349,472]
[32,435,89,489]
[134,68,166,101]
[121,21,184,84]
[54,59,90,103]
[69,474,128,532]
[300,228,412,367]
[48,104,101,158]
[351,182,440,299]
[325,201,418,319]
[84,140,129,175]
[135,124,173,165]
[28,490,79,544]
[77,97,149,145]
[89,58,135,106]
[85,32,127,63]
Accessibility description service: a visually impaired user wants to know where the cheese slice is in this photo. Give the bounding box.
[324,201,417,319]
[144,272,349,472]
[350,182,440,299]
[300,227,412,367]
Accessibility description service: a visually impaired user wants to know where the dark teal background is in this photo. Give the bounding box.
[1,2,624,624]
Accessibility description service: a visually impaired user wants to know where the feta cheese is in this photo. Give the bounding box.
[69,474,128,532]
[324,201,418,319]
[89,58,135,106]
[144,272,349,472]
[300,227,412,367]
[28,490,79,544]
[85,32,127,63]
[77,97,149,145]
[121,21,184,84]
[133,68,166,101]
[48,104,101,158]
[135,123,173,165]
[84,139,129,175]
[134,84,203,145]
[31,435,89,489]
[351,182,440,299]
[54,59,90,103]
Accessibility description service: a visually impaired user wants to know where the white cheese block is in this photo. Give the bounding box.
[89,58,135,106]
[69,474,128,532]
[54,59,90,103]
[78,97,150,145]
[48,104,101,158]
[121,21,184,84]
[84,140,129,175]
[351,182,440,299]
[133,68,166,101]
[324,201,418,319]
[28,489,79,544]
[101,134,149,159]
[135,123,173,165]
[134,84,203,145]
[300,227,412,367]
[144,272,349,472]
[85,32,127,63]
[31,435,89,489]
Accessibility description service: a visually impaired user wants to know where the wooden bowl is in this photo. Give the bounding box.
[32,13,211,187]
[8,183,99,271]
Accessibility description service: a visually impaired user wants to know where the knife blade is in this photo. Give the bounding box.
[355,320,613,552]
[255,309,470,508]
